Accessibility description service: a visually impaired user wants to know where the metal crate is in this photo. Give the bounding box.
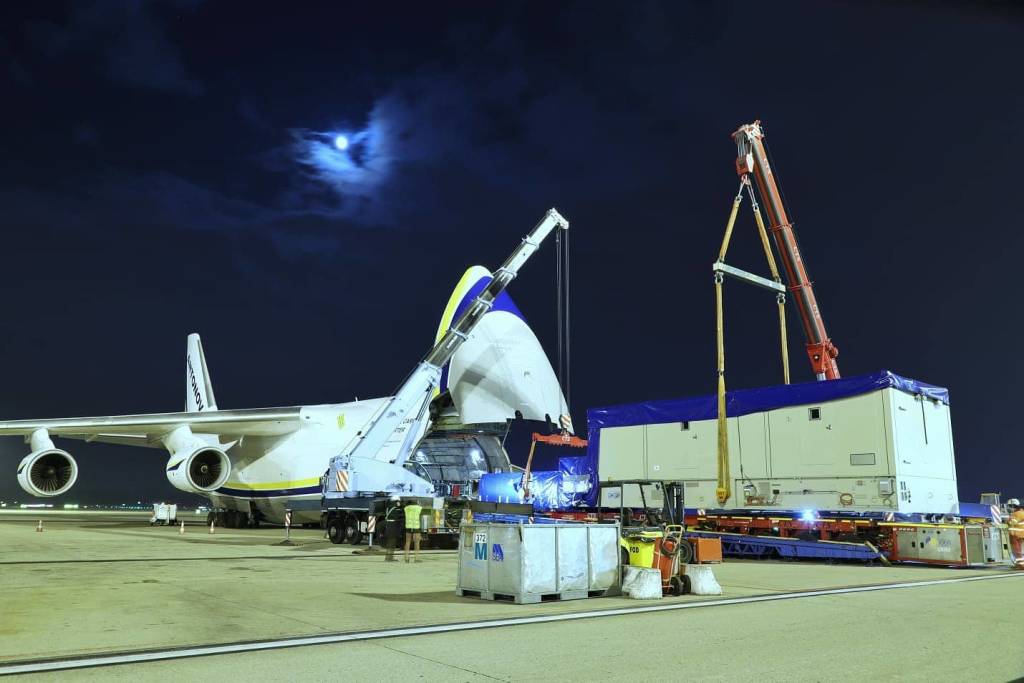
[457,522,620,604]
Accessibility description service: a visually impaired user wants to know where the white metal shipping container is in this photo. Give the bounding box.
[590,372,959,515]
[456,522,620,603]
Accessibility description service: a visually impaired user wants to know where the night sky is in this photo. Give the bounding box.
[1,1,1021,505]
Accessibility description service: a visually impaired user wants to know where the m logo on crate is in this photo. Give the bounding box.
[491,544,504,562]
[473,532,488,560]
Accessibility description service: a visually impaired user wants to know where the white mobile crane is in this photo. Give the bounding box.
[321,208,570,543]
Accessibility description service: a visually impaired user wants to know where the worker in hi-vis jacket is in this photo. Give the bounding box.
[1008,499,1024,569]
[403,499,424,563]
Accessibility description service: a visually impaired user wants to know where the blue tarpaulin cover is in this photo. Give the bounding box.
[478,455,600,510]
[478,471,564,511]
[957,502,1001,521]
[559,456,597,507]
[587,370,949,460]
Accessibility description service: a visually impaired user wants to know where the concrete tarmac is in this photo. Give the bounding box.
[1,511,1020,681]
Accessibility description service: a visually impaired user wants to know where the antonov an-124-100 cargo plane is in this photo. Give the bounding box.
[1,264,570,527]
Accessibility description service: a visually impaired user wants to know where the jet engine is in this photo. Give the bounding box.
[166,445,230,493]
[17,430,78,497]
[163,426,230,493]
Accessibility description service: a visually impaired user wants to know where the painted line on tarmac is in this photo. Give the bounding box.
[1,571,1019,676]
[0,551,455,566]
[0,555,343,566]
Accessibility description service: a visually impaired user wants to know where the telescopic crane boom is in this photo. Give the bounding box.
[733,121,840,380]
[324,208,569,499]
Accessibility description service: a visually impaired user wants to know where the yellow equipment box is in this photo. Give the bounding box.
[622,533,660,567]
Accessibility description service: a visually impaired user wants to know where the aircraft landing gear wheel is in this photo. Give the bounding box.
[343,515,364,545]
[327,517,345,544]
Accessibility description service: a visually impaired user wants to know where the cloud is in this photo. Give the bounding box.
[286,123,392,225]
[8,3,696,254]
[5,172,224,242]
[0,166,380,267]
[24,1,202,95]
[282,70,546,230]
[279,18,691,232]
[11,4,693,243]
[3,171,248,234]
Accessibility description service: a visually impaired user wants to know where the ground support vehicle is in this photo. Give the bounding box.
[149,503,177,526]
[536,489,1011,567]
[321,493,469,547]
[687,509,1011,567]
[686,529,884,563]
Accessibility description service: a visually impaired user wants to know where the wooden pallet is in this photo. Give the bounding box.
[456,587,612,604]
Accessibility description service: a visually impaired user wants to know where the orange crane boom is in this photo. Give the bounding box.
[732,121,840,380]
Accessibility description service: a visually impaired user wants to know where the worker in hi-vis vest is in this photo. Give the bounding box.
[1008,499,1024,569]
[403,500,424,563]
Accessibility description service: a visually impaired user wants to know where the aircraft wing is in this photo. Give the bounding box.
[0,407,302,449]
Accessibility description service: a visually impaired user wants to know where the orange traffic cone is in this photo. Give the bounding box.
[35,520,43,532]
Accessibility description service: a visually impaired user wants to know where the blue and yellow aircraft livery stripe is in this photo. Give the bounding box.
[215,477,322,499]
[434,266,528,394]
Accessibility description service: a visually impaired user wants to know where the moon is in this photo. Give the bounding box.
[333,134,349,151]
